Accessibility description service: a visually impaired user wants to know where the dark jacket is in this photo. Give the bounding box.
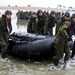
[27,17,36,33]
[0,15,12,33]
[48,16,56,28]
[44,16,56,34]
[35,16,45,34]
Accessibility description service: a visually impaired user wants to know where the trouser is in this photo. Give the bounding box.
[47,28,53,35]
[71,41,75,58]
[0,33,9,56]
[54,42,70,65]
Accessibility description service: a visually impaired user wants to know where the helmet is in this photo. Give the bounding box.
[5,10,12,15]
[64,12,70,18]
[71,14,75,18]
[31,12,36,15]
[50,11,56,15]
[37,10,42,14]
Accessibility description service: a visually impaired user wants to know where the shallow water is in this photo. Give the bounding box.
[0,56,75,75]
[0,11,75,75]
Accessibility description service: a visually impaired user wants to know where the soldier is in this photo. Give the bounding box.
[53,13,71,66]
[70,14,75,58]
[16,9,21,20]
[56,12,70,35]
[43,11,48,20]
[44,11,56,35]
[27,12,37,33]
[0,10,12,59]
[35,10,45,34]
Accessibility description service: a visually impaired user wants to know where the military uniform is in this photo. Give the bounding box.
[35,16,45,34]
[27,17,36,33]
[16,10,21,20]
[44,16,56,35]
[55,17,65,35]
[56,12,70,35]
[70,14,75,58]
[71,41,75,58]
[0,15,12,58]
[54,21,71,65]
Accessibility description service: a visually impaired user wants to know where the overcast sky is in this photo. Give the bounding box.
[0,0,74,8]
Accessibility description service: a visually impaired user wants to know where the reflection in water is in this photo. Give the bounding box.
[11,17,28,33]
[16,19,28,29]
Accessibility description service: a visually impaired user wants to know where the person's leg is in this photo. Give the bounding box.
[71,42,75,58]
[0,34,8,59]
[47,28,53,35]
[64,42,70,63]
[54,44,64,66]
[71,47,75,58]
[1,42,8,59]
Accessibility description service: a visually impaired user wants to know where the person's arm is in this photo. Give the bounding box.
[27,20,31,33]
[60,22,71,38]
[9,25,12,33]
[0,18,4,28]
[35,18,39,33]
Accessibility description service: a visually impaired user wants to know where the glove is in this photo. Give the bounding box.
[66,36,72,41]
[4,27,7,30]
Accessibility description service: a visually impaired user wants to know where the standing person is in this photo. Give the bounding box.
[53,13,71,66]
[56,12,70,35]
[35,10,45,34]
[27,12,37,33]
[0,10,12,59]
[16,9,21,20]
[70,14,75,58]
[44,11,56,35]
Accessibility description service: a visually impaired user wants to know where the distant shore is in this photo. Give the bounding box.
[0,6,67,12]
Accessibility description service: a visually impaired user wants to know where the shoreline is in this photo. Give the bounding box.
[0,6,66,12]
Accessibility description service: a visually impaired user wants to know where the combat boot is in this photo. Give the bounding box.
[1,52,7,59]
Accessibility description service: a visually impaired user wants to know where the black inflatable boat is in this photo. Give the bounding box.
[8,32,74,59]
[10,32,52,41]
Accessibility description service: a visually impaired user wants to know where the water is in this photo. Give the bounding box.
[0,57,75,75]
[0,10,75,75]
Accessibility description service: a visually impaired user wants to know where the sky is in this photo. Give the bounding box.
[0,0,74,8]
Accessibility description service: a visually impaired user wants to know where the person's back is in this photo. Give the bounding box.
[55,17,66,35]
[55,12,71,35]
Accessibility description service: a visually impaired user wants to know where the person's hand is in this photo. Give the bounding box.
[66,36,72,41]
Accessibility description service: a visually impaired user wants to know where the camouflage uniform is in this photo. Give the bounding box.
[55,17,67,35]
[27,17,36,33]
[0,15,12,58]
[56,12,70,35]
[35,16,45,34]
[54,21,71,65]
[44,16,56,35]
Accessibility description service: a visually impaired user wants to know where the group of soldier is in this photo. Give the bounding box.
[16,10,64,21]
[0,9,75,67]
[16,10,31,20]
[27,10,75,66]
[27,10,56,35]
